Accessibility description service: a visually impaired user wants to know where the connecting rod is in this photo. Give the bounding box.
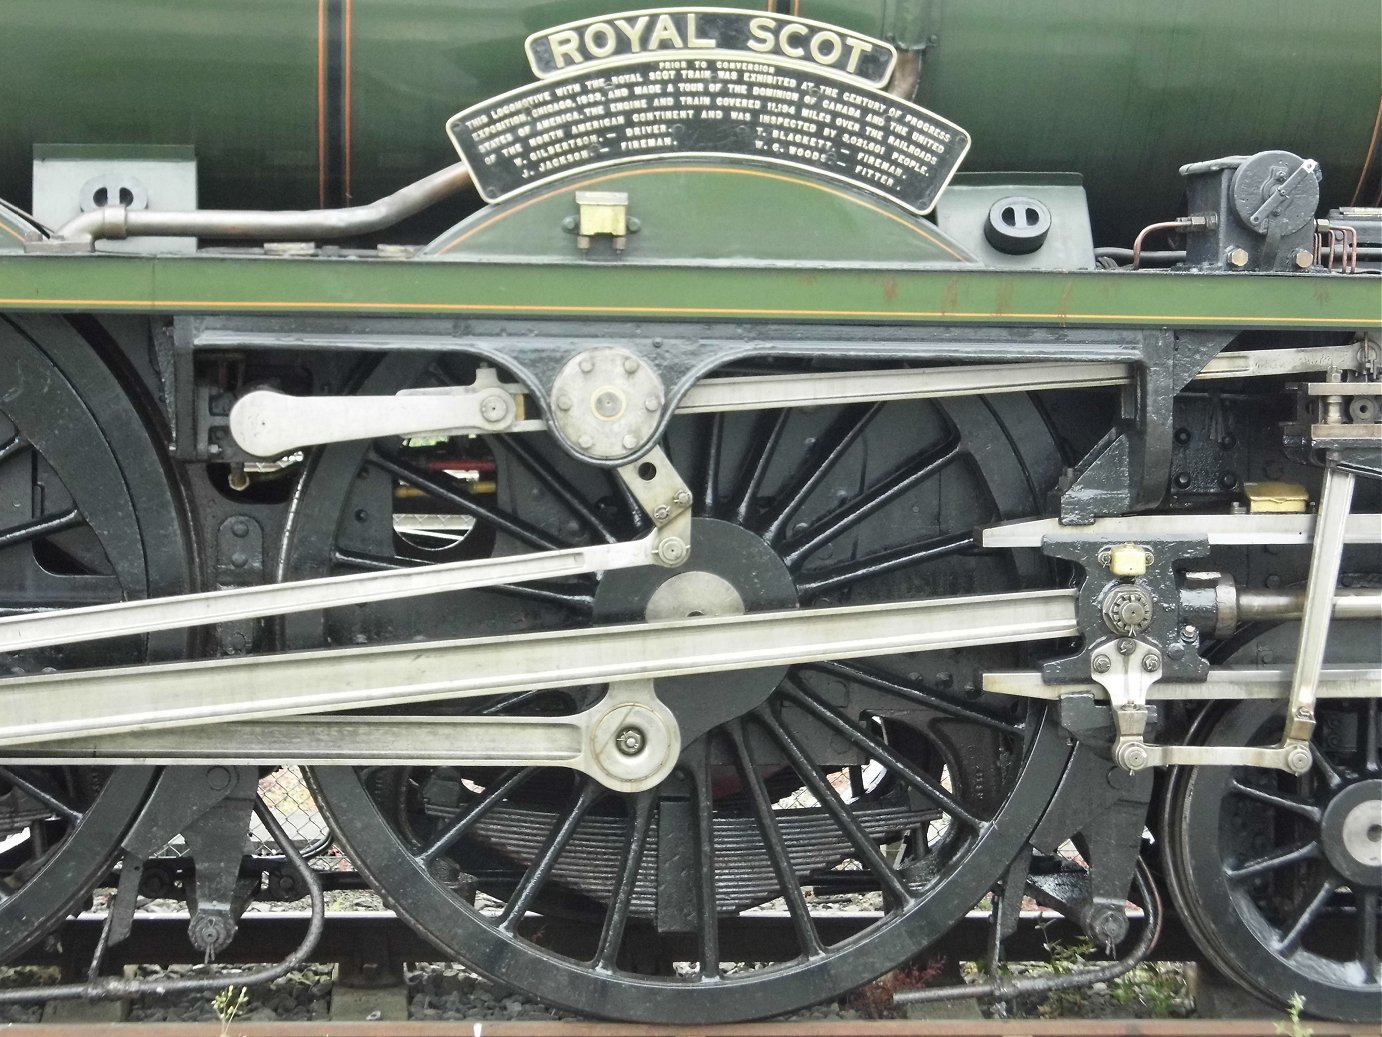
[0,589,1078,745]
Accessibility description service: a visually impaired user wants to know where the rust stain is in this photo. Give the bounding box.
[994,281,1014,315]
[941,278,959,315]
[1056,280,1076,326]
[882,277,898,304]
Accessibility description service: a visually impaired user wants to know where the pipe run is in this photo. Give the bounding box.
[31,162,474,252]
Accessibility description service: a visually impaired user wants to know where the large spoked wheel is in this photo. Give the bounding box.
[0,315,190,961]
[295,353,1072,1022]
[1163,623,1382,1023]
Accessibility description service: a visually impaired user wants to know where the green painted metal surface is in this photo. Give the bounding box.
[423,161,974,264]
[2,2,1377,245]
[0,254,1376,331]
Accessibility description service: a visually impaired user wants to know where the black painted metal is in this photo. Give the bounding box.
[286,357,1074,1022]
[0,316,191,964]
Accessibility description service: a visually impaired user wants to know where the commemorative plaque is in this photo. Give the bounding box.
[449,8,970,216]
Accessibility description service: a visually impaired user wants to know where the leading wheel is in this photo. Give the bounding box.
[0,315,191,961]
[295,352,1073,1022]
[1163,625,1382,1022]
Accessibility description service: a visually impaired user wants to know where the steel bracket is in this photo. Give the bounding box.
[1058,330,1231,522]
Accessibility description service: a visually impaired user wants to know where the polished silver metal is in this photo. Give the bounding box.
[0,588,1078,745]
[1237,587,1382,622]
[1283,463,1357,749]
[615,444,693,564]
[644,570,745,621]
[230,367,538,458]
[0,531,660,654]
[222,345,1368,459]
[983,512,1381,549]
[30,162,473,253]
[983,666,1382,700]
[1339,797,1382,869]
[1087,638,1162,771]
[8,679,680,793]
[549,347,665,460]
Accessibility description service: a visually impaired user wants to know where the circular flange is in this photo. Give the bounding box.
[595,518,797,745]
[1230,150,1319,236]
[548,347,664,460]
[1322,778,1382,887]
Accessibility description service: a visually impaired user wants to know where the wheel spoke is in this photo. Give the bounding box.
[371,450,568,551]
[606,469,651,535]
[1358,889,1380,983]
[0,432,29,466]
[754,706,915,910]
[0,768,81,824]
[795,531,976,599]
[1228,778,1322,824]
[687,746,720,977]
[724,721,825,959]
[0,507,82,552]
[1272,875,1336,955]
[490,581,596,615]
[497,778,604,933]
[729,409,791,526]
[806,661,1025,736]
[780,437,964,569]
[780,682,982,831]
[1311,744,1347,789]
[417,767,534,865]
[757,404,880,543]
[592,790,656,971]
[1223,839,1321,882]
[1362,696,1379,776]
[698,412,725,517]
[498,436,620,545]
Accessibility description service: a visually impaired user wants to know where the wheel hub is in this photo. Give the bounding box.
[594,518,798,744]
[1321,778,1382,887]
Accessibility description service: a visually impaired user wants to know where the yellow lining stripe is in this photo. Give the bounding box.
[0,220,26,244]
[435,165,971,261]
[0,297,1374,327]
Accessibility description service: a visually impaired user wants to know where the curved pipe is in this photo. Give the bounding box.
[41,162,473,251]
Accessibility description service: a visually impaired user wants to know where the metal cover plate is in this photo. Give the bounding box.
[524,8,898,87]
[448,57,969,214]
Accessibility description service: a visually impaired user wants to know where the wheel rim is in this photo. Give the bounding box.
[1165,687,1382,1022]
[292,352,1071,1021]
[0,316,188,961]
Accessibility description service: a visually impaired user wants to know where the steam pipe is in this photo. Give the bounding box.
[33,162,474,253]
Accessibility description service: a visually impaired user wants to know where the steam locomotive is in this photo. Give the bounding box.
[0,1,1378,1023]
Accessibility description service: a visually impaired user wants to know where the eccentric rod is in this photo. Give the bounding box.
[35,162,473,251]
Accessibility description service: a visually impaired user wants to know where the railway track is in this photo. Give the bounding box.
[0,1019,1374,1036]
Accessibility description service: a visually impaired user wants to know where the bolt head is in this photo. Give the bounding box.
[1284,746,1313,775]
[555,393,573,411]
[1117,742,1149,771]
[655,536,688,565]
[672,489,692,507]
[577,434,595,450]
[1141,654,1161,672]
[622,356,640,375]
[652,504,670,522]
[1181,624,1198,642]
[644,395,662,412]
[1226,247,1250,269]
[1092,654,1112,673]
[578,357,595,374]
[615,726,645,756]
